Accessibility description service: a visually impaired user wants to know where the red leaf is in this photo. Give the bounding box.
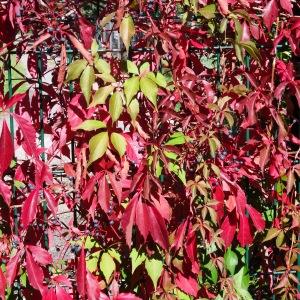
[217,0,229,15]
[279,0,292,14]
[185,229,200,274]
[27,33,51,51]
[66,33,93,65]
[25,249,45,293]
[221,215,237,247]
[0,179,11,206]
[97,175,110,212]
[0,267,6,300]
[3,92,26,110]
[108,172,122,203]
[237,214,253,246]
[235,188,247,216]
[115,293,142,300]
[6,250,21,286]
[172,220,188,251]
[44,189,59,216]
[135,200,149,240]
[43,288,57,300]
[263,0,278,32]
[246,204,265,231]
[21,190,39,229]
[77,248,86,298]
[175,273,199,297]
[13,114,38,157]
[121,194,139,246]
[0,120,13,175]
[86,271,100,300]
[52,275,72,288]
[57,44,67,89]
[79,17,95,49]
[147,205,169,250]
[27,245,52,265]
[55,287,72,300]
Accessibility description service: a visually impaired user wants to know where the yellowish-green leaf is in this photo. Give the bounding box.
[145,258,163,290]
[95,58,111,74]
[91,39,99,57]
[208,137,220,158]
[220,18,228,33]
[66,59,87,81]
[120,14,135,52]
[90,85,114,106]
[130,248,146,274]
[224,112,234,127]
[211,164,220,177]
[139,62,150,75]
[80,65,95,104]
[108,248,121,263]
[276,230,284,248]
[109,92,123,122]
[263,227,281,242]
[155,72,167,88]
[88,131,109,165]
[239,41,261,62]
[140,77,158,107]
[127,60,139,75]
[100,252,115,283]
[199,4,216,19]
[110,132,126,157]
[127,98,139,121]
[86,250,100,273]
[124,76,139,105]
[97,73,116,83]
[75,120,106,131]
[100,12,115,28]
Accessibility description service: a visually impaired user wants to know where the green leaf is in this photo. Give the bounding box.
[91,39,99,57]
[208,137,219,158]
[199,4,216,19]
[233,266,250,290]
[85,236,99,249]
[20,272,27,287]
[94,58,111,74]
[204,261,218,284]
[88,131,109,165]
[66,59,87,81]
[91,85,114,106]
[174,288,191,300]
[224,248,238,275]
[263,227,281,242]
[155,72,167,88]
[127,98,139,121]
[145,258,163,290]
[220,18,228,33]
[80,65,95,104]
[75,120,106,131]
[165,132,186,145]
[130,248,146,273]
[100,252,116,283]
[97,73,116,83]
[124,76,140,105]
[108,248,121,263]
[86,251,100,273]
[120,14,135,52]
[239,41,261,62]
[276,230,284,248]
[111,132,126,157]
[140,77,158,107]
[109,92,123,122]
[139,62,150,74]
[127,60,139,75]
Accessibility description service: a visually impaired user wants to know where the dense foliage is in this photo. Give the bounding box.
[0,0,299,299]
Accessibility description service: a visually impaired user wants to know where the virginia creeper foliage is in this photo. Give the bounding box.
[0,0,299,299]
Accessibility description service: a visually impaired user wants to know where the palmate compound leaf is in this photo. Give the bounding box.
[224,248,238,275]
[124,76,139,105]
[90,85,115,107]
[88,131,109,165]
[127,98,139,121]
[100,252,116,283]
[130,248,146,273]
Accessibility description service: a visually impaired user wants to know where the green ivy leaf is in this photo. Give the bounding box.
[130,248,146,273]
[88,131,109,165]
[108,249,121,263]
[224,248,238,275]
[145,258,163,290]
[66,59,87,81]
[86,251,100,273]
[127,98,139,121]
[94,58,111,74]
[91,85,114,106]
[124,76,139,105]
[109,92,123,122]
[165,132,186,146]
[80,65,95,104]
[140,77,158,107]
[120,14,135,52]
[75,120,106,131]
[155,72,167,88]
[127,60,139,75]
[111,132,126,157]
[100,252,116,283]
